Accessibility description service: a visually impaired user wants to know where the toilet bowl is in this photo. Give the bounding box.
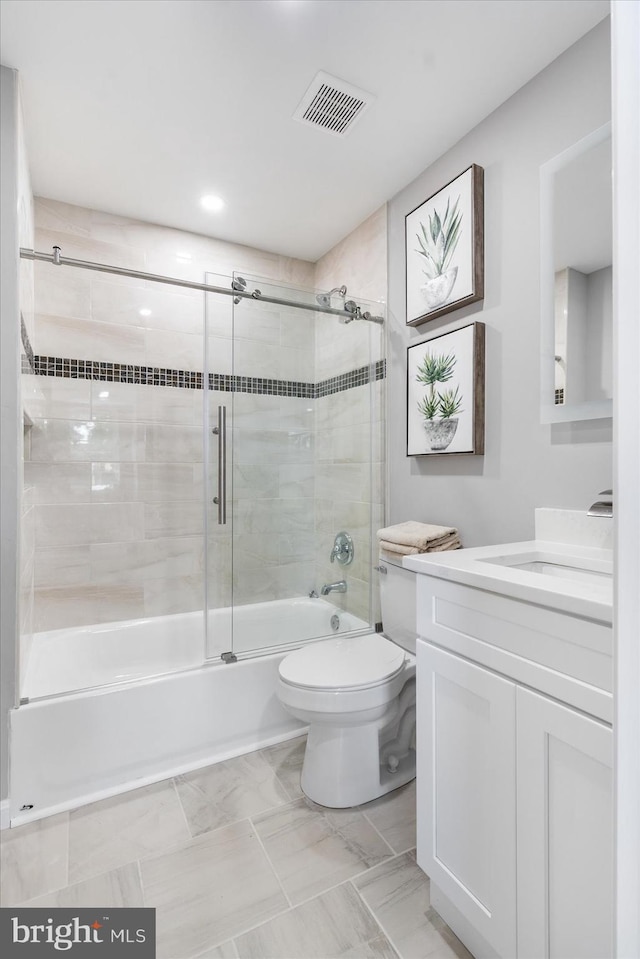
[277,555,417,807]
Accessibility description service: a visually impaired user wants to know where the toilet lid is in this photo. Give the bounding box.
[279,634,406,691]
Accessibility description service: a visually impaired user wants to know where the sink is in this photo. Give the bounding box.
[479,551,612,586]
[402,539,613,623]
[511,561,611,584]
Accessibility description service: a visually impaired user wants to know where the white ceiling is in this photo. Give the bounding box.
[0,0,609,261]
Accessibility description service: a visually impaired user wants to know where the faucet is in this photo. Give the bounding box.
[587,489,613,517]
[320,580,347,596]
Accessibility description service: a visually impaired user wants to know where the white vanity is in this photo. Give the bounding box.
[404,509,613,959]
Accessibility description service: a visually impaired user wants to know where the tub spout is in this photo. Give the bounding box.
[320,580,347,595]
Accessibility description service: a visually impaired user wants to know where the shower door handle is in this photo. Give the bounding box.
[213,405,227,525]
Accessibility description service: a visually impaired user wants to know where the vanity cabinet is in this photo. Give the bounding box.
[516,687,613,959]
[415,577,613,959]
[417,643,517,959]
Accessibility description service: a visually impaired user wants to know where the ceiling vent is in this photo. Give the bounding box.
[293,71,374,137]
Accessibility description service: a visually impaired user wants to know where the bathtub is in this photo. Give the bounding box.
[10,598,369,825]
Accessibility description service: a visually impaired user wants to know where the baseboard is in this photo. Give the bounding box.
[0,798,10,830]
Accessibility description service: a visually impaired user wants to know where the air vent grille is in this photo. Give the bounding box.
[293,71,373,137]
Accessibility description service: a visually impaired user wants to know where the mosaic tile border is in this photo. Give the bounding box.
[23,355,386,398]
[209,373,314,398]
[20,315,35,374]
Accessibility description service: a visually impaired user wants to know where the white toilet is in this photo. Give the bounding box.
[277,554,417,807]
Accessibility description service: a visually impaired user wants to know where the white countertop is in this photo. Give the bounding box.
[403,539,613,624]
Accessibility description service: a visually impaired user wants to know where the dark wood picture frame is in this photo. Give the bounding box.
[407,321,485,456]
[405,164,484,326]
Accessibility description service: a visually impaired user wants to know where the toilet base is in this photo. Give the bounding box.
[300,719,416,808]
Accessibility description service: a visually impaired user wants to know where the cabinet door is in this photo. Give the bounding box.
[417,640,517,958]
[517,687,613,959]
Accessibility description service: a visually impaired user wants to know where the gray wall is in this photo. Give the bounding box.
[0,66,20,805]
[386,20,612,547]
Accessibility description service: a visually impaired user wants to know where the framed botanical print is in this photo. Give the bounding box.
[407,321,485,455]
[405,164,484,325]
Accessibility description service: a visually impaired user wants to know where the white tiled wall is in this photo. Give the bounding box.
[22,197,387,649]
[314,206,387,622]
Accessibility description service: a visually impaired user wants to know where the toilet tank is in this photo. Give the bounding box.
[378,553,417,654]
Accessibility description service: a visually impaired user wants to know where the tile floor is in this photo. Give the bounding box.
[0,736,472,959]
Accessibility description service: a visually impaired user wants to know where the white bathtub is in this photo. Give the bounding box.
[22,598,368,700]
[10,598,370,825]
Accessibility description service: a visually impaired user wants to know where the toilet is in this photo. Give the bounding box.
[277,554,417,808]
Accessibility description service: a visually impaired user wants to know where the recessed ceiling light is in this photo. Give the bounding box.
[139,308,152,317]
[200,194,225,213]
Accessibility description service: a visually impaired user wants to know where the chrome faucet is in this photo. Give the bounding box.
[587,489,613,517]
[320,580,347,596]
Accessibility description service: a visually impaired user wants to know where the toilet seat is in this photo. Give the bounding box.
[278,634,406,691]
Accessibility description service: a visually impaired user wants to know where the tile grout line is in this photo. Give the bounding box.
[168,777,195,840]
[251,848,404,917]
[226,875,391,957]
[346,877,405,959]
[134,858,146,907]
[246,814,294,911]
[359,809,398,858]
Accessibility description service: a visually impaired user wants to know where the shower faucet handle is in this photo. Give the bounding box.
[330,531,354,566]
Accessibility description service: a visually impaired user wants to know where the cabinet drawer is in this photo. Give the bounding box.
[416,577,612,722]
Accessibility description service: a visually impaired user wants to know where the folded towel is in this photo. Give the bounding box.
[379,533,462,557]
[379,536,462,559]
[376,521,458,551]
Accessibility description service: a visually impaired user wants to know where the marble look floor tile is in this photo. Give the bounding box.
[195,942,239,959]
[259,736,306,800]
[233,881,389,959]
[140,819,289,959]
[360,781,417,854]
[174,751,291,838]
[19,862,144,908]
[68,781,191,884]
[341,935,400,958]
[252,799,392,906]
[353,854,472,959]
[0,813,69,906]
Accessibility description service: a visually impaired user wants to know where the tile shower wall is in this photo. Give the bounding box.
[25,199,315,632]
[314,206,387,622]
[22,197,386,638]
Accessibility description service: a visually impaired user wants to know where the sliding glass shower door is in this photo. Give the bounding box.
[213,273,385,662]
[21,252,384,697]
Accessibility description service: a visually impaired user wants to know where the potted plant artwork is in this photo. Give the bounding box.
[414,195,462,311]
[415,350,464,451]
[407,322,484,456]
[405,165,484,325]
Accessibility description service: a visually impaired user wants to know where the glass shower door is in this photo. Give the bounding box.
[227,274,385,660]
[230,275,317,659]
[204,273,234,661]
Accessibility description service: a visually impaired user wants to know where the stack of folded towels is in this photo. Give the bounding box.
[377,521,462,558]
